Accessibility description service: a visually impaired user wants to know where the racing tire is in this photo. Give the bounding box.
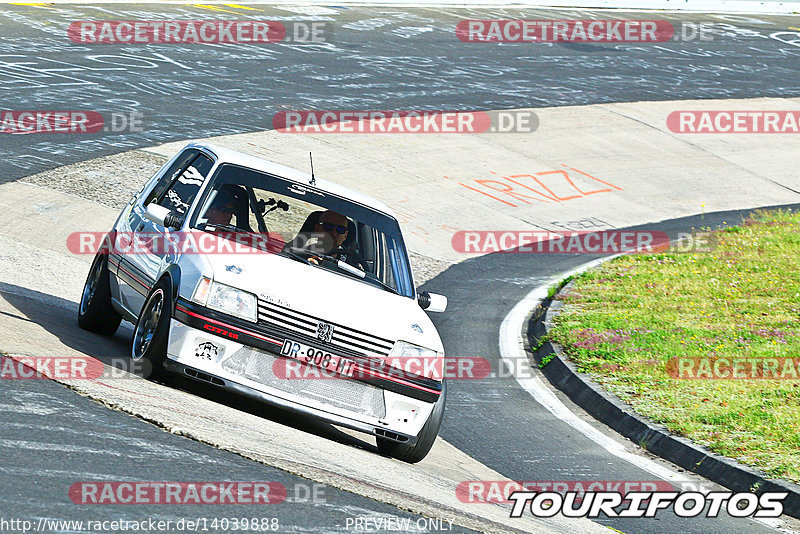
[131,279,171,380]
[377,380,446,463]
[77,253,122,336]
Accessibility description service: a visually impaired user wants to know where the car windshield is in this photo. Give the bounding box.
[190,163,415,298]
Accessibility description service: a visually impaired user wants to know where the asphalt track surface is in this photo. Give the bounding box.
[1,365,478,533]
[2,4,800,180]
[426,207,800,533]
[2,4,800,534]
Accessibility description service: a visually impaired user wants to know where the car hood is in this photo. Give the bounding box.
[205,251,443,352]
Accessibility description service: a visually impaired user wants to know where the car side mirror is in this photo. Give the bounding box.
[418,291,447,313]
[144,203,182,229]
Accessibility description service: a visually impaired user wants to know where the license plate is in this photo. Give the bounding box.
[280,339,356,377]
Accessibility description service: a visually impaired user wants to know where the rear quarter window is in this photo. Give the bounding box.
[155,153,215,216]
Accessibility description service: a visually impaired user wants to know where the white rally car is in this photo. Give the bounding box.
[78,143,448,462]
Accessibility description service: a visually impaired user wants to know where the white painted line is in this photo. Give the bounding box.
[497,257,691,482]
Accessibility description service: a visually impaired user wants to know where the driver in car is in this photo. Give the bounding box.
[203,185,256,232]
[204,188,239,227]
[307,210,364,269]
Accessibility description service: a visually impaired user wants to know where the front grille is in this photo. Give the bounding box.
[221,345,386,420]
[257,300,394,359]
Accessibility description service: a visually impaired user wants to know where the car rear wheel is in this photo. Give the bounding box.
[77,253,122,336]
[377,381,446,463]
[131,279,171,379]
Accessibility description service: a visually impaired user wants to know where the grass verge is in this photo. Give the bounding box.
[548,209,800,483]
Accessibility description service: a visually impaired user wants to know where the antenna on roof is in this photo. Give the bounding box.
[309,152,316,186]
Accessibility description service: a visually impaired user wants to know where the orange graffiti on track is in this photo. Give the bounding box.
[457,165,622,207]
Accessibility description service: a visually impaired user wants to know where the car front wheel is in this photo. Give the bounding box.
[377,380,446,463]
[77,253,122,336]
[131,279,172,379]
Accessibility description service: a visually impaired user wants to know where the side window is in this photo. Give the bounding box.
[157,153,214,216]
[143,149,199,208]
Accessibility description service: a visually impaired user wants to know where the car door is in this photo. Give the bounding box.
[112,149,199,315]
[115,149,215,316]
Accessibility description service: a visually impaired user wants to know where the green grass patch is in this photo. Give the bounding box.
[549,209,800,483]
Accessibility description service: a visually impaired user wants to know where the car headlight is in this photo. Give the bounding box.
[387,341,443,379]
[192,277,257,323]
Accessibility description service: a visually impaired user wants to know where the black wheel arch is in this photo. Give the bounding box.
[160,264,182,313]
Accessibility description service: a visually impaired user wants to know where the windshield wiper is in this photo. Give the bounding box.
[315,253,367,279]
[284,247,370,280]
[282,247,397,293]
[366,277,399,294]
[279,248,312,265]
[201,222,247,234]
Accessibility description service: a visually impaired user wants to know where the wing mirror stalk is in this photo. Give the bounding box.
[144,203,183,230]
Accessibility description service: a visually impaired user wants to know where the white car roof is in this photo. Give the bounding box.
[187,142,396,217]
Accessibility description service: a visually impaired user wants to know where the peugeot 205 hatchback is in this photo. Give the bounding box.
[78,143,448,462]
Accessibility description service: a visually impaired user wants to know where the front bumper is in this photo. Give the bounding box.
[167,300,438,441]
[173,298,442,402]
[162,359,418,445]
